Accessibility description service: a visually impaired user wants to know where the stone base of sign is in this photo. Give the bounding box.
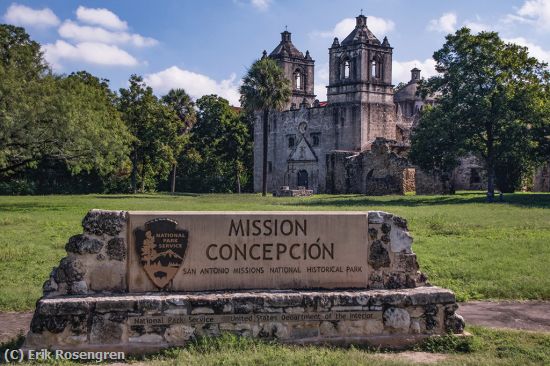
[24,286,465,354]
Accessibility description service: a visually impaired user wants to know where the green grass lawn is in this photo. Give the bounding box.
[0,192,549,311]
[2,326,549,365]
[135,327,550,366]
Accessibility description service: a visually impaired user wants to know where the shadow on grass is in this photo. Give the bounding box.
[0,202,71,212]
[93,192,201,199]
[0,334,24,363]
[283,192,550,209]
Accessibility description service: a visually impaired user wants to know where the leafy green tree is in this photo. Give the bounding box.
[176,95,252,193]
[118,75,183,193]
[415,28,550,199]
[161,89,196,193]
[409,105,463,192]
[220,109,253,193]
[0,25,131,179]
[240,58,291,196]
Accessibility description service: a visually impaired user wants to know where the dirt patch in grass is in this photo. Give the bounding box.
[459,301,550,332]
[0,312,32,343]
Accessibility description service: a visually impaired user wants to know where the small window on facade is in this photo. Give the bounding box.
[344,60,350,79]
[344,60,351,79]
[371,60,377,77]
[288,136,295,148]
[311,133,320,147]
[268,161,273,173]
[295,71,302,90]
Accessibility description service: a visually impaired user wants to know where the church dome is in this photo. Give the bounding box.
[269,31,305,59]
[394,81,420,102]
[341,14,380,46]
[394,68,436,102]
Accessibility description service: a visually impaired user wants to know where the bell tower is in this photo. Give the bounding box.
[267,30,315,110]
[327,14,395,150]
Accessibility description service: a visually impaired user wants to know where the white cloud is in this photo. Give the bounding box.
[427,12,457,33]
[58,20,157,47]
[144,66,241,106]
[251,0,271,11]
[392,59,437,84]
[463,21,492,33]
[312,15,395,40]
[43,40,138,69]
[3,3,60,28]
[505,37,550,63]
[516,0,550,30]
[76,6,128,30]
[314,62,329,101]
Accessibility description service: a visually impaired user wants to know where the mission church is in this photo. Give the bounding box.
[252,13,448,194]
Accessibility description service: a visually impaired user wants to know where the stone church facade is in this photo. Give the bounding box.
[253,14,485,194]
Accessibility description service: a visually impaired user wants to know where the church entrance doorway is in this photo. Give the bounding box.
[297,170,308,188]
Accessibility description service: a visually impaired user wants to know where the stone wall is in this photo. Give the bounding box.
[415,170,453,195]
[452,155,487,191]
[25,287,464,353]
[42,210,128,297]
[326,138,412,195]
[253,102,397,194]
[533,161,550,192]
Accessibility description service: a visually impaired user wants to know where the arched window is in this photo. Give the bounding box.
[344,60,350,79]
[371,60,377,77]
[294,69,302,90]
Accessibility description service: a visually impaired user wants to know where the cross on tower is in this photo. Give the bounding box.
[360,8,363,15]
[285,25,287,31]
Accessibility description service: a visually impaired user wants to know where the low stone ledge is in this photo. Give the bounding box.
[24,287,464,353]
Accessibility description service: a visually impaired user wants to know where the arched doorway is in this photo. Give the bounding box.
[297,170,308,188]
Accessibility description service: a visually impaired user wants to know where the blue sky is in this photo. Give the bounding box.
[2,0,549,105]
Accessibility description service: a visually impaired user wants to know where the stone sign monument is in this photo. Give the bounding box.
[24,210,465,353]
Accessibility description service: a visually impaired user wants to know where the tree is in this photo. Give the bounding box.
[415,28,550,199]
[240,58,291,196]
[0,25,131,178]
[409,105,464,192]
[118,75,182,192]
[220,108,253,193]
[175,95,252,193]
[161,89,196,193]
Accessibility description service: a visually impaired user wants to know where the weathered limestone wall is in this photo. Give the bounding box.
[533,162,550,192]
[25,287,463,353]
[452,155,487,191]
[415,170,453,195]
[253,102,396,194]
[326,138,411,195]
[42,210,128,297]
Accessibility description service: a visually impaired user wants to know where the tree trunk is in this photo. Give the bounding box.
[236,161,241,194]
[262,108,269,197]
[131,149,138,194]
[171,163,177,194]
[237,175,241,194]
[140,157,146,193]
[486,135,495,202]
[487,161,495,202]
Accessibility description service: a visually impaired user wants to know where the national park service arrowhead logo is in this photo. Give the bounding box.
[134,218,188,289]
